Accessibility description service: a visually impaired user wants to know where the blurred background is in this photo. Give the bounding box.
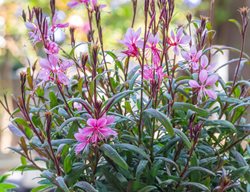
[0,0,249,190]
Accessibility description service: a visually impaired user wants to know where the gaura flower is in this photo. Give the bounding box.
[45,41,60,55]
[73,102,83,111]
[146,33,161,66]
[91,0,106,10]
[189,69,218,100]
[167,27,190,55]
[74,116,117,154]
[143,65,166,83]
[120,28,143,57]
[25,22,42,45]
[38,55,73,85]
[50,11,69,34]
[182,46,202,70]
[67,0,89,8]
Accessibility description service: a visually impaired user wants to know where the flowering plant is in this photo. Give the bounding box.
[1,0,250,191]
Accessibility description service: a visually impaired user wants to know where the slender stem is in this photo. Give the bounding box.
[138,1,149,145]
[131,0,137,28]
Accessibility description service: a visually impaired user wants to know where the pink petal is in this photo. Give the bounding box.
[176,28,183,40]
[38,70,50,81]
[96,118,107,127]
[61,59,73,71]
[67,0,80,8]
[190,46,197,55]
[205,89,217,99]
[48,55,58,68]
[25,22,36,30]
[87,118,97,127]
[181,51,190,61]
[106,116,115,125]
[179,35,190,44]
[200,55,208,68]
[173,46,179,55]
[81,127,95,136]
[206,75,218,86]
[170,30,175,41]
[199,70,208,84]
[192,62,199,70]
[40,58,51,70]
[189,80,200,88]
[57,72,70,85]
[135,28,142,40]
[74,132,86,142]
[196,50,203,59]
[99,127,117,137]
[75,143,87,154]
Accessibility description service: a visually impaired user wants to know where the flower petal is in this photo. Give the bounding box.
[75,143,87,154]
[189,80,200,88]
[205,89,217,99]
[179,35,190,44]
[206,74,218,86]
[87,118,97,127]
[200,55,208,69]
[74,132,86,142]
[199,69,208,84]
[96,118,107,127]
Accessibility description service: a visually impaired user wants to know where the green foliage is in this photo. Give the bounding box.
[1,0,249,192]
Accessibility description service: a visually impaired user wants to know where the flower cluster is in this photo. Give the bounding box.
[74,116,117,153]
[24,9,73,85]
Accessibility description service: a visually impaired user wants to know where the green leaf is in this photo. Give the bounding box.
[183,166,216,179]
[58,117,85,132]
[138,185,157,192]
[100,144,128,170]
[180,182,210,191]
[63,155,72,174]
[31,185,53,192]
[55,177,70,192]
[136,160,148,179]
[102,90,135,116]
[49,92,58,109]
[155,157,180,172]
[0,183,17,191]
[173,102,209,118]
[144,108,174,136]
[174,128,192,149]
[205,120,236,131]
[58,108,70,118]
[228,19,241,32]
[74,181,98,192]
[113,144,150,160]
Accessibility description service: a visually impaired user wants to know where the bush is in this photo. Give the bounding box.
[1,0,250,191]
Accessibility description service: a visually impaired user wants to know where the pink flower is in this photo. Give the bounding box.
[45,41,60,55]
[91,0,106,10]
[189,69,218,100]
[182,46,202,70]
[25,22,42,45]
[120,28,143,57]
[74,116,117,154]
[50,11,69,35]
[67,0,89,8]
[146,33,161,66]
[38,55,73,85]
[168,27,190,55]
[143,65,166,83]
[73,102,83,111]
